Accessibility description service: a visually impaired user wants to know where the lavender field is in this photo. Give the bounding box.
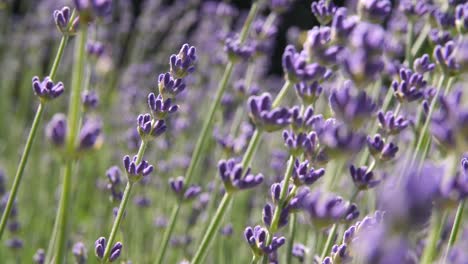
[0,0,467,263]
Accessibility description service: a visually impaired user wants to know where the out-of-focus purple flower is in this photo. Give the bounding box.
[74,0,112,21]
[137,114,167,139]
[290,106,320,132]
[329,82,376,128]
[72,242,87,264]
[456,3,468,33]
[413,54,435,74]
[292,243,306,262]
[169,43,197,79]
[122,155,154,182]
[349,165,380,190]
[377,111,409,135]
[367,134,399,161]
[169,176,202,202]
[148,93,178,119]
[33,248,45,264]
[331,8,358,44]
[78,118,102,150]
[224,36,255,62]
[299,189,359,228]
[292,159,325,186]
[6,237,23,249]
[32,76,64,101]
[248,93,292,132]
[106,166,123,202]
[357,0,392,23]
[392,68,428,102]
[432,9,455,29]
[244,225,286,256]
[399,0,428,18]
[319,122,366,157]
[218,159,264,193]
[428,29,453,46]
[295,81,323,105]
[436,163,468,209]
[46,113,67,147]
[81,90,99,110]
[220,223,233,236]
[283,130,318,157]
[453,37,468,71]
[304,26,342,66]
[94,237,122,262]
[86,41,105,58]
[282,45,327,83]
[434,41,459,75]
[0,169,5,196]
[158,73,186,99]
[311,0,336,25]
[53,6,77,35]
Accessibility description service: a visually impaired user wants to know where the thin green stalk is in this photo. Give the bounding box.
[154,203,180,264]
[53,24,88,264]
[269,156,295,232]
[250,255,261,264]
[320,224,337,261]
[405,21,414,68]
[285,214,297,264]
[443,201,465,263]
[102,140,148,263]
[420,211,447,264]
[0,33,69,240]
[191,193,233,264]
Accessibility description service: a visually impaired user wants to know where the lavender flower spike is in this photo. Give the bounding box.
[148,93,179,119]
[244,225,286,256]
[158,72,186,99]
[78,118,102,150]
[311,0,336,25]
[32,76,64,101]
[137,114,167,140]
[281,45,327,83]
[349,165,380,190]
[46,113,67,147]
[169,176,202,202]
[122,155,154,182]
[248,93,292,132]
[218,159,264,193]
[169,43,197,79]
[53,6,76,35]
[94,237,106,259]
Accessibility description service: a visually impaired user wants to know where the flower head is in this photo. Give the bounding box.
[122,155,154,182]
[32,76,64,101]
[248,93,292,132]
[218,159,264,193]
[169,43,197,79]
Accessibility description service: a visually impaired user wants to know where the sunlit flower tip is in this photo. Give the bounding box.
[293,159,325,186]
[357,0,391,23]
[137,114,166,139]
[81,90,99,110]
[32,76,64,101]
[86,41,105,58]
[33,248,45,264]
[72,242,87,264]
[218,159,263,192]
[414,54,435,74]
[94,237,106,259]
[224,36,255,62]
[295,81,323,105]
[248,93,292,132]
[311,0,336,25]
[455,3,468,33]
[78,118,102,150]
[349,165,380,190]
[46,113,67,147]
[158,72,186,99]
[169,43,197,79]
[281,45,327,83]
[109,242,122,262]
[148,93,179,119]
[122,155,153,182]
[377,111,409,135]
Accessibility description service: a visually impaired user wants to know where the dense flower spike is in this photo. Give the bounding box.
[94,237,122,262]
[282,45,327,83]
[148,93,179,119]
[349,165,380,190]
[292,159,325,186]
[377,111,409,135]
[367,134,399,161]
[218,159,264,193]
[311,0,336,25]
[320,122,366,156]
[244,225,286,256]
[122,155,154,182]
[392,68,430,103]
[32,76,64,101]
[169,176,202,202]
[158,73,186,99]
[169,43,197,79]
[295,81,323,105]
[46,113,67,147]
[248,93,292,132]
[137,114,167,139]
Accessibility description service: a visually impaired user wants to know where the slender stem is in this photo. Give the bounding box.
[238,3,259,43]
[285,214,297,264]
[320,224,337,261]
[241,129,262,168]
[250,255,260,264]
[0,32,70,240]
[443,200,465,263]
[53,24,88,264]
[272,81,292,108]
[405,21,414,68]
[191,193,233,264]
[154,204,180,264]
[420,211,447,264]
[269,156,295,232]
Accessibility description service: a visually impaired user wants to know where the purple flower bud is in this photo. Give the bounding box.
[81,90,99,110]
[263,203,273,227]
[72,242,87,264]
[366,134,399,161]
[6,237,23,249]
[137,114,167,139]
[248,93,292,132]
[413,54,435,74]
[122,155,153,182]
[349,165,380,190]
[292,243,306,262]
[94,237,106,259]
[78,118,102,150]
[295,81,323,105]
[357,0,392,23]
[282,45,328,83]
[331,8,358,44]
[217,159,263,192]
[46,113,67,147]
[169,43,197,79]
[33,248,45,264]
[74,0,111,22]
[109,242,122,262]
[32,76,64,101]
[158,73,186,99]
[224,35,255,62]
[292,159,325,186]
[304,26,342,66]
[86,40,105,58]
[434,41,459,75]
[377,111,409,135]
[311,0,336,25]
[53,6,76,35]
[148,93,179,119]
[456,3,468,33]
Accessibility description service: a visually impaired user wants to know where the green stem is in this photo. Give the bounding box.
[154,204,180,264]
[53,24,88,264]
[320,224,337,261]
[285,214,297,264]
[102,140,148,263]
[406,21,414,68]
[0,32,69,240]
[269,156,295,232]
[191,193,233,264]
[443,200,465,263]
[420,211,447,264]
[250,255,260,264]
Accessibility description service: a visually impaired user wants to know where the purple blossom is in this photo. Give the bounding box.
[434,41,459,75]
[169,43,197,79]
[122,155,154,182]
[292,159,325,186]
[72,242,87,264]
[244,225,286,256]
[74,0,112,21]
[357,0,392,23]
[224,36,255,62]
[106,166,123,202]
[33,248,45,264]
[46,113,67,147]
[392,68,428,102]
[86,41,105,58]
[295,81,323,105]
[456,3,468,33]
[377,111,410,135]
[169,176,202,202]
[366,134,399,161]
[413,54,435,74]
[94,237,122,262]
[304,26,342,66]
[218,159,264,193]
[331,8,358,44]
[148,93,179,119]
[248,93,292,132]
[81,90,99,110]
[311,0,336,25]
[53,6,75,35]
[282,45,328,83]
[349,165,380,190]
[158,73,186,99]
[137,114,167,139]
[78,118,102,150]
[32,76,64,101]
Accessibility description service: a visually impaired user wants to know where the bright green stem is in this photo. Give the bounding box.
[285,214,297,264]
[102,140,148,263]
[0,103,44,239]
[250,255,261,264]
[53,25,88,264]
[443,201,465,263]
[405,21,414,68]
[191,193,233,264]
[270,156,295,232]
[154,204,180,264]
[0,32,69,240]
[320,224,337,261]
[420,211,447,264]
